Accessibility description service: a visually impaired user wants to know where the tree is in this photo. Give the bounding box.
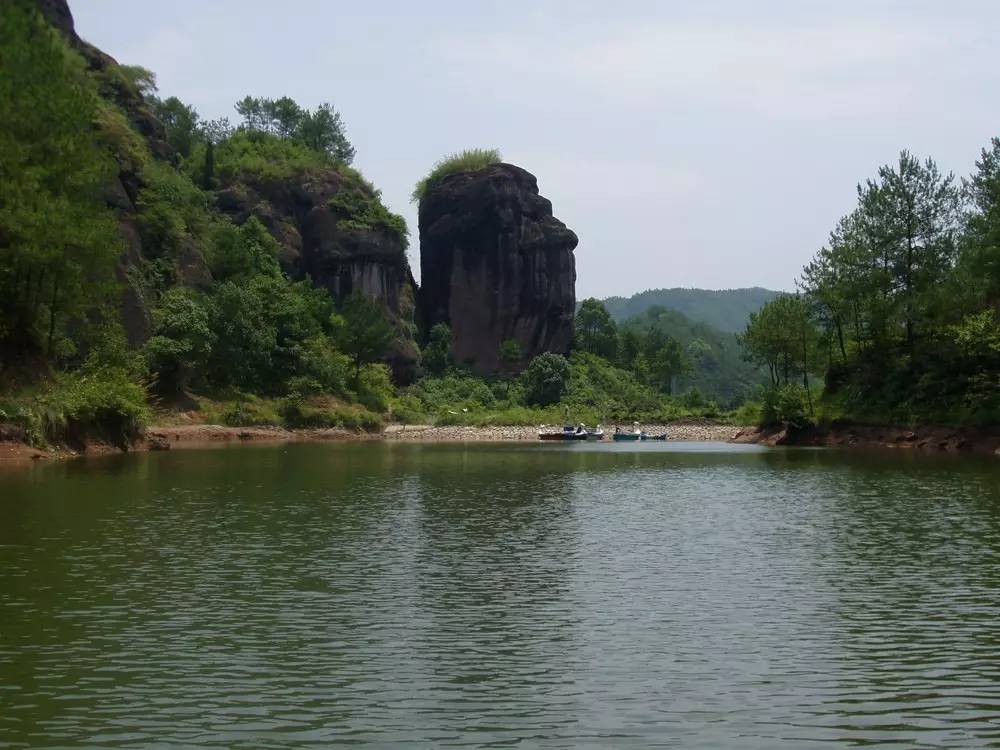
[574,298,618,358]
[145,289,214,392]
[336,293,393,386]
[740,295,819,389]
[151,95,200,158]
[0,3,121,356]
[963,138,1000,308]
[647,337,691,394]
[296,103,355,163]
[269,96,303,139]
[498,339,522,373]
[422,322,452,375]
[520,353,570,406]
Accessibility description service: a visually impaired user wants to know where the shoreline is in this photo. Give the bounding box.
[734,424,1000,457]
[0,421,743,467]
[4,420,998,468]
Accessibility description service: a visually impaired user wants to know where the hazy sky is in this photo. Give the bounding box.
[73,0,999,298]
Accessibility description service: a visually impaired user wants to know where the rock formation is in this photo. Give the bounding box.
[418,163,578,373]
[36,0,420,380]
[216,171,419,382]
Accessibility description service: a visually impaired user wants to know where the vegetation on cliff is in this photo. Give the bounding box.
[411,148,502,203]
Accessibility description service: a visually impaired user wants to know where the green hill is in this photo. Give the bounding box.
[601,287,781,332]
[619,305,768,406]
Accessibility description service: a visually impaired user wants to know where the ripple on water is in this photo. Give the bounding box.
[1,442,999,748]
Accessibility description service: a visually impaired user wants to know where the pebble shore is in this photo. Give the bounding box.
[384,422,745,442]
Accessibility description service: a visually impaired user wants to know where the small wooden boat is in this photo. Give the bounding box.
[612,423,644,441]
[538,424,587,441]
[612,431,643,442]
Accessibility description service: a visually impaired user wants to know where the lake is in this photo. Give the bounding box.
[1,442,999,748]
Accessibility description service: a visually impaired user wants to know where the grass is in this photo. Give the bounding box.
[411,148,502,203]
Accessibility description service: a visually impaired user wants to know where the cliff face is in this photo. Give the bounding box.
[216,171,419,381]
[36,0,419,381]
[418,164,578,373]
[38,0,173,346]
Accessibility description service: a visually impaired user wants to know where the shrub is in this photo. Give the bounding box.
[220,399,281,427]
[328,186,408,248]
[411,148,502,203]
[35,370,150,446]
[280,399,382,431]
[520,353,571,406]
[761,384,813,428]
[355,363,393,413]
[731,400,762,426]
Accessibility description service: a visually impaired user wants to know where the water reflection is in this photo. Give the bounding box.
[1,442,999,747]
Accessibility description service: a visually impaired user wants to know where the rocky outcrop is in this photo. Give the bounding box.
[217,171,420,381]
[418,163,578,373]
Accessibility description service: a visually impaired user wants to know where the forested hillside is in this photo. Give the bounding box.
[600,287,780,332]
[740,148,1000,428]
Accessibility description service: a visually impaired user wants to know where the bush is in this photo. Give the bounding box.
[411,148,502,203]
[731,400,762,426]
[219,398,281,427]
[520,353,571,406]
[280,399,382,431]
[761,384,813,428]
[27,370,151,446]
[355,363,393,413]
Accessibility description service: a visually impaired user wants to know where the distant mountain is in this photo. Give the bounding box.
[600,287,782,333]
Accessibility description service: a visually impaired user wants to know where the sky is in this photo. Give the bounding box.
[72,0,1000,298]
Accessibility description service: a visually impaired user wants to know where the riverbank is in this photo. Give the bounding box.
[734,423,1000,457]
[384,422,743,442]
[0,421,744,466]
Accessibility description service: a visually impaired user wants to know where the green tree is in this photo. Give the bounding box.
[574,298,618,358]
[145,289,214,392]
[151,95,200,158]
[0,2,121,355]
[336,293,394,386]
[647,337,691,394]
[963,138,1000,308]
[296,103,355,163]
[422,322,453,375]
[520,353,570,406]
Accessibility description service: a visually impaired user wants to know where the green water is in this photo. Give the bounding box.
[1,442,999,748]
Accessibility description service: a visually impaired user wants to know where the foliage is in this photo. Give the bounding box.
[208,216,281,282]
[280,398,382,431]
[575,298,619,359]
[619,306,762,405]
[796,147,995,425]
[328,186,408,248]
[210,130,330,182]
[600,287,781,333]
[411,148,502,203]
[335,293,395,385]
[422,323,453,376]
[0,3,122,355]
[235,96,355,163]
[520,353,571,406]
[150,95,200,158]
[761,384,812,429]
[145,288,214,392]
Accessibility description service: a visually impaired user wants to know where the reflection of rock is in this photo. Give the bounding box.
[418,163,578,374]
[216,171,420,382]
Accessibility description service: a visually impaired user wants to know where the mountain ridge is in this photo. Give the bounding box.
[599,286,782,333]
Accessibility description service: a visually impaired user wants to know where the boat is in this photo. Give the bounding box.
[612,423,645,442]
[585,425,605,441]
[538,424,588,441]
